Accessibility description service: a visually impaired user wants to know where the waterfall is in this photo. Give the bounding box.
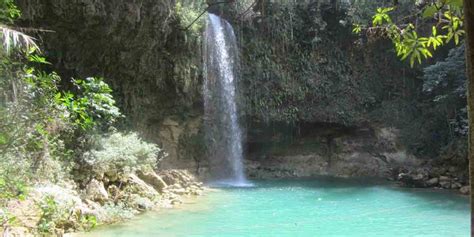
[203,13,250,186]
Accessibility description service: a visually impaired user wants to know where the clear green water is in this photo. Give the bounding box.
[84,178,469,237]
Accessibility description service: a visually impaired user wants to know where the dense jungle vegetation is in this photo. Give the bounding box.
[0,0,167,234]
[0,0,472,235]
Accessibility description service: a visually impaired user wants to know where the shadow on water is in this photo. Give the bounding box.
[385,184,469,210]
[215,176,469,207]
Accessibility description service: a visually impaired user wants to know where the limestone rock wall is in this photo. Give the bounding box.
[17,0,206,170]
[16,0,428,179]
[246,124,422,179]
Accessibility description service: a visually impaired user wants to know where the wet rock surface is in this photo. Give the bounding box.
[1,169,204,236]
[395,166,468,194]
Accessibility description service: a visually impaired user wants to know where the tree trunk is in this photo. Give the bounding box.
[464,0,474,235]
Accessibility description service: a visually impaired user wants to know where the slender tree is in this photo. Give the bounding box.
[464,0,474,234]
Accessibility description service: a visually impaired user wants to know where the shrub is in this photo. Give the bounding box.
[37,195,97,234]
[101,203,135,223]
[57,77,122,131]
[81,133,166,179]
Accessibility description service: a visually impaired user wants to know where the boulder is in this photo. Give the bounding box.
[158,170,195,187]
[129,195,154,211]
[460,186,470,195]
[451,182,462,189]
[425,177,439,187]
[171,188,187,195]
[85,179,109,203]
[439,181,451,189]
[126,173,159,199]
[439,176,450,182]
[137,171,168,192]
[397,173,426,188]
[165,183,188,195]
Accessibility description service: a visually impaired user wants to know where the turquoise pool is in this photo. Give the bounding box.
[83,178,470,237]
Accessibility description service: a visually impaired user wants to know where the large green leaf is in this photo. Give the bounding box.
[422,5,438,19]
[445,0,463,8]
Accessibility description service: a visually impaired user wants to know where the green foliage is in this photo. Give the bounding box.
[81,132,165,178]
[376,45,467,158]
[0,0,122,210]
[0,1,37,54]
[57,77,122,130]
[372,7,394,25]
[0,0,19,23]
[423,45,467,136]
[350,0,467,158]
[175,1,206,40]
[353,0,465,67]
[0,176,27,200]
[79,214,97,231]
[0,51,73,184]
[239,1,379,125]
[0,208,18,230]
[0,1,164,234]
[37,196,59,234]
[37,195,97,234]
[102,203,135,223]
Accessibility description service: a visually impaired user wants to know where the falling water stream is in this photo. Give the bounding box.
[203,13,250,186]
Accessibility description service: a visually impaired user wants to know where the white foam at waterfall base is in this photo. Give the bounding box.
[207,179,255,188]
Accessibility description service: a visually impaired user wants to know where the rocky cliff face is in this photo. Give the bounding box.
[16,0,436,180]
[17,0,206,171]
[234,1,425,178]
[245,122,421,179]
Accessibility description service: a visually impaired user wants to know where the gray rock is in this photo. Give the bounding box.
[171,188,187,195]
[397,173,426,187]
[460,186,470,195]
[138,171,168,192]
[425,178,439,186]
[439,176,450,182]
[126,173,159,199]
[86,179,109,203]
[413,173,424,181]
[130,195,154,210]
[439,181,451,189]
[451,182,462,189]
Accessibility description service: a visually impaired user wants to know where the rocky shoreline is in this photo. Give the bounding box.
[3,166,467,236]
[245,159,470,195]
[394,167,470,195]
[1,169,204,237]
